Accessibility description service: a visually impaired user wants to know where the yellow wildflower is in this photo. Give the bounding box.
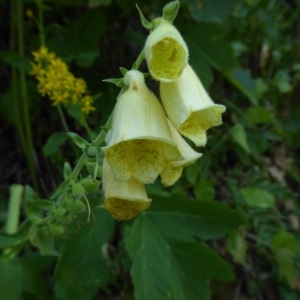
[144,20,188,82]
[31,47,94,114]
[160,119,202,186]
[160,64,226,146]
[102,70,181,184]
[102,159,151,220]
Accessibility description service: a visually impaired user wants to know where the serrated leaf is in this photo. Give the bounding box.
[125,212,235,300]
[43,132,68,157]
[54,208,114,300]
[146,194,245,241]
[231,123,251,154]
[241,188,275,209]
[0,257,23,300]
[162,0,180,22]
[67,132,89,149]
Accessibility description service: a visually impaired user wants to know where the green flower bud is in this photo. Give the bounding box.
[52,206,67,218]
[49,223,65,236]
[71,183,85,198]
[87,146,98,157]
[79,178,100,194]
[65,198,85,214]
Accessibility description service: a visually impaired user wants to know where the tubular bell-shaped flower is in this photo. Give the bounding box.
[160,119,202,186]
[160,65,226,146]
[102,70,181,184]
[144,20,188,82]
[102,159,151,220]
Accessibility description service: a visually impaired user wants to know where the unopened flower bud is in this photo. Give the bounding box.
[49,223,65,236]
[71,183,85,198]
[79,178,100,194]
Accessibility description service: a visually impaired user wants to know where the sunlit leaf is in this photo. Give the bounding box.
[241,188,275,209]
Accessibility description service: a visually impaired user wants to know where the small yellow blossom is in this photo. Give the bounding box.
[102,70,181,184]
[160,64,226,146]
[102,159,151,220]
[30,46,94,113]
[160,119,202,186]
[144,20,188,82]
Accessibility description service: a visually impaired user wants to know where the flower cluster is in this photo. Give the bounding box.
[101,10,225,220]
[31,46,95,114]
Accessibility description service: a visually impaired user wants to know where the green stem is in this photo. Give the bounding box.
[36,0,45,46]
[132,49,145,70]
[16,0,39,191]
[57,104,70,132]
[80,116,94,140]
[11,0,26,151]
[5,185,24,235]
[71,113,113,180]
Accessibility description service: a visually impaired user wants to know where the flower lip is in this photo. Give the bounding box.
[102,159,151,220]
[144,20,189,82]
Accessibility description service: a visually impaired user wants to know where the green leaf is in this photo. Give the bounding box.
[43,132,68,157]
[54,208,115,300]
[246,106,274,124]
[67,132,89,149]
[231,123,251,154]
[194,178,215,201]
[162,0,180,23]
[188,0,238,23]
[185,24,238,73]
[25,199,54,223]
[0,51,31,72]
[226,229,248,266]
[241,188,275,209]
[125,213,235,300]
[63,162,72,180]
[88,0,112,7]
[146,194,245,241]
[226,69,258,105]
[0,257,23,300]
[47,10,105,67]
[21,254,54,300]
[0,234,24,249]
[29,224,58,256]
[136,4,152,30]
[272,231,300,287]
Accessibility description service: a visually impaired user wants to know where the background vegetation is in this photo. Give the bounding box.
[0,0,300,299]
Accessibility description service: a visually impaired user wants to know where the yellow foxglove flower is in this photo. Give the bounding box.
[144,20,188,82]
[160,65,226,146]
[160,119,202,186]
[102,159,151,220]
[102,70,181,184]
